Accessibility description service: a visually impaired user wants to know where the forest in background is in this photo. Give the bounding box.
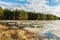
[0,7,59,20]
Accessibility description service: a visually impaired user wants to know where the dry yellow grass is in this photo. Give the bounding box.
[0,24,37,40]
[17,29,36,40]
[0,24,8,30]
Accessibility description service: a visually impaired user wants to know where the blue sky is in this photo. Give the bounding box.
[0,0,30,5]
[0,0,60,6]
[0,0,31,9]
[0,0,60,16]
[46,0,60,6]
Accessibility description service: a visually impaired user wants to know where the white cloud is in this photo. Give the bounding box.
[24,0,60,17]
[0,0,60,16]
[0,1,12,6]
[0,1,25,9]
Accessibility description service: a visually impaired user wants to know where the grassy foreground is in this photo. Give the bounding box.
[0,24,38,40]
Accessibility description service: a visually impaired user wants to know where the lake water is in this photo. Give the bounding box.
[22,20,60,32]
[23,20,60,40]
[1,20,60,33]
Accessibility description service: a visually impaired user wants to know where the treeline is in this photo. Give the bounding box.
[0,7,59,20]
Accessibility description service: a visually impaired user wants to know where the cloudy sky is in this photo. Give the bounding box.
[0,0,60,16]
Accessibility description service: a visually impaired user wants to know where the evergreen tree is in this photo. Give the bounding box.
[40,13,47,20]
[18,10,28,20]
[47,14,54,20]
[0,7,4,19]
